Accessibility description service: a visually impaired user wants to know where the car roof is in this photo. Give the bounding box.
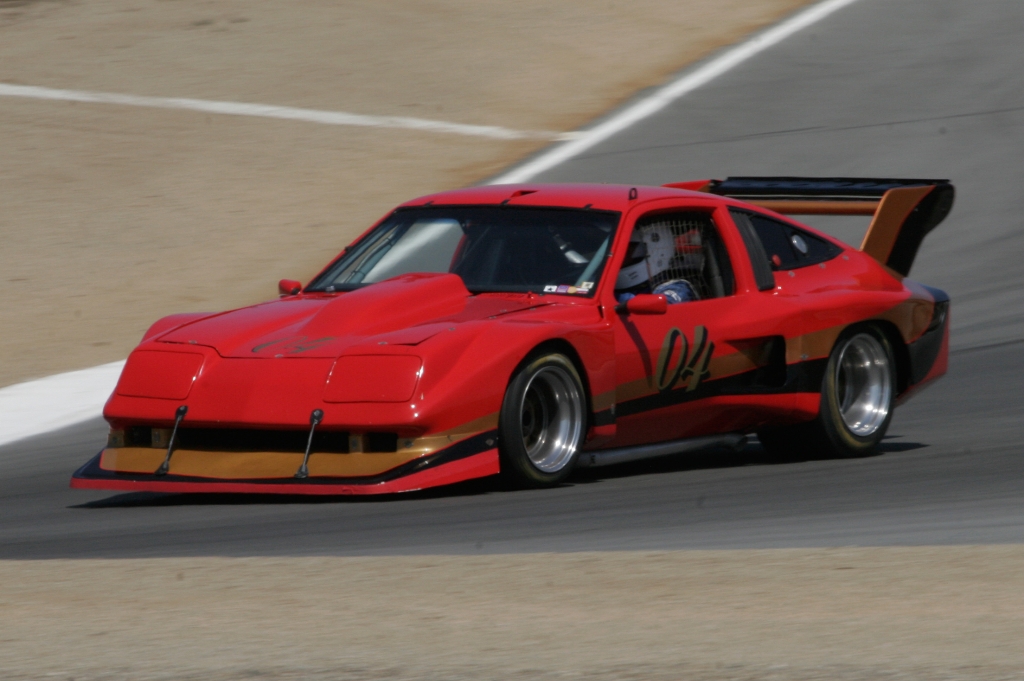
[399,183,713,212]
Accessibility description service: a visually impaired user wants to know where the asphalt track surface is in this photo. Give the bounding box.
[3,0,1023,558]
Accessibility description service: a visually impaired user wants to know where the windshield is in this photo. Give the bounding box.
[307,206,620,296]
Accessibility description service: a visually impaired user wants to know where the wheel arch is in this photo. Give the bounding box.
[496,337,592,486]
[834,319,911,396]
[871,320,911,395]
[511,338,594,425]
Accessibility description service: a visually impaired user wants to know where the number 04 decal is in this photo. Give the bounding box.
[656,326,714,393]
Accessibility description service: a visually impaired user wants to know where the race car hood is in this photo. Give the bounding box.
[156,273,553,358]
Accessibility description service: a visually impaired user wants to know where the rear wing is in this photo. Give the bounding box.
[664,177,955,276]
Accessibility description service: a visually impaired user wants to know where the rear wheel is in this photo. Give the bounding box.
[498,353,586,487]
[759,327,896,460]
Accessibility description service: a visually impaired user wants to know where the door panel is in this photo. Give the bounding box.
[611,291,805,447]
[603,202,811,448]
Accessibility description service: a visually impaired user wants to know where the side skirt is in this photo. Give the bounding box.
[577,432,746,468]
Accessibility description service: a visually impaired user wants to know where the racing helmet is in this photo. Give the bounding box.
[615,223,677,290]
[643,223,677,281]
[615,235,648,290]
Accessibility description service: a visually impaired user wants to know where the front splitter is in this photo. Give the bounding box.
[71,430,501,495]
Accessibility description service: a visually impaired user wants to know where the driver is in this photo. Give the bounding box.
[615,224,699,305]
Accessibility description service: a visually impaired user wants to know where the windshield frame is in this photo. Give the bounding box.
[306,204,622,297]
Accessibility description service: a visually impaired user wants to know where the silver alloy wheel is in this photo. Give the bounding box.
[834,333,893,437]
[518,365,584,473]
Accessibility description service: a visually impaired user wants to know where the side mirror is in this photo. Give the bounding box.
[278,279,302,296]
[615,293,667,316]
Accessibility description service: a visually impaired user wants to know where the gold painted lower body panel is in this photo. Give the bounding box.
[99,431,480,480]
[99,448,423,479]
[99,412,499,480]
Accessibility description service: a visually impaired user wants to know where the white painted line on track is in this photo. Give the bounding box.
[487,0,863,184]
[0,0,861,448]
[0,361,125,448]
[0,83,570,141]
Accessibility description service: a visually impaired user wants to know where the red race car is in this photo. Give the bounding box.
[72,177,953,495]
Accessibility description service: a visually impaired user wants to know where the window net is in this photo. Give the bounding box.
[632,212,732,300]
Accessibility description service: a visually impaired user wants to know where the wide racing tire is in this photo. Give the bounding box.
[758,326,896,460]
[498,353,586,487]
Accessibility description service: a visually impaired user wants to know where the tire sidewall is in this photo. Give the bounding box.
[498,352,586,487]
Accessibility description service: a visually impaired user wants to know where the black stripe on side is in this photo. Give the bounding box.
[616,358,828,419]
[73,429,499,486]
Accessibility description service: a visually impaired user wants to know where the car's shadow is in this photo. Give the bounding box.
[573,435,927,484]
[73,436,928,508]
[877,437,929,453]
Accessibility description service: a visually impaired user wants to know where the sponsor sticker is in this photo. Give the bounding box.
[580,281,594,290]
[567,286,578,294]
[543,285,558,293]
[556,285,569,293]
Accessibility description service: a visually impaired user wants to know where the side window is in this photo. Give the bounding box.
[747,213,842,270]
[618,211,735,302]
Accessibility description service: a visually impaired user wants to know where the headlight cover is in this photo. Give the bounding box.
[323,355,423,403]
[115,351,205,400]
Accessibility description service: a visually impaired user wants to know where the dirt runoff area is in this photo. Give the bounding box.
[0,547,1022,681]
[0,0,811,388]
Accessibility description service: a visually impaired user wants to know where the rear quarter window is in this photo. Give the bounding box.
[747,213,842,270]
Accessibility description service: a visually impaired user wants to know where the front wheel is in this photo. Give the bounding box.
[498,353,586,487]
[759,328,896,459]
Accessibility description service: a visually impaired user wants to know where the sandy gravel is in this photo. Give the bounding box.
[2,547,1023,681]
[0,0,809,387]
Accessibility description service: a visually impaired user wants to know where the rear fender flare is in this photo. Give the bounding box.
[832,320,910,396]
[866,320,911,395]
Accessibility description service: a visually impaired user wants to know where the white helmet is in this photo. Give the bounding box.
[615,235,647,290]
[615,223,677,290]
[643,223,678,280]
